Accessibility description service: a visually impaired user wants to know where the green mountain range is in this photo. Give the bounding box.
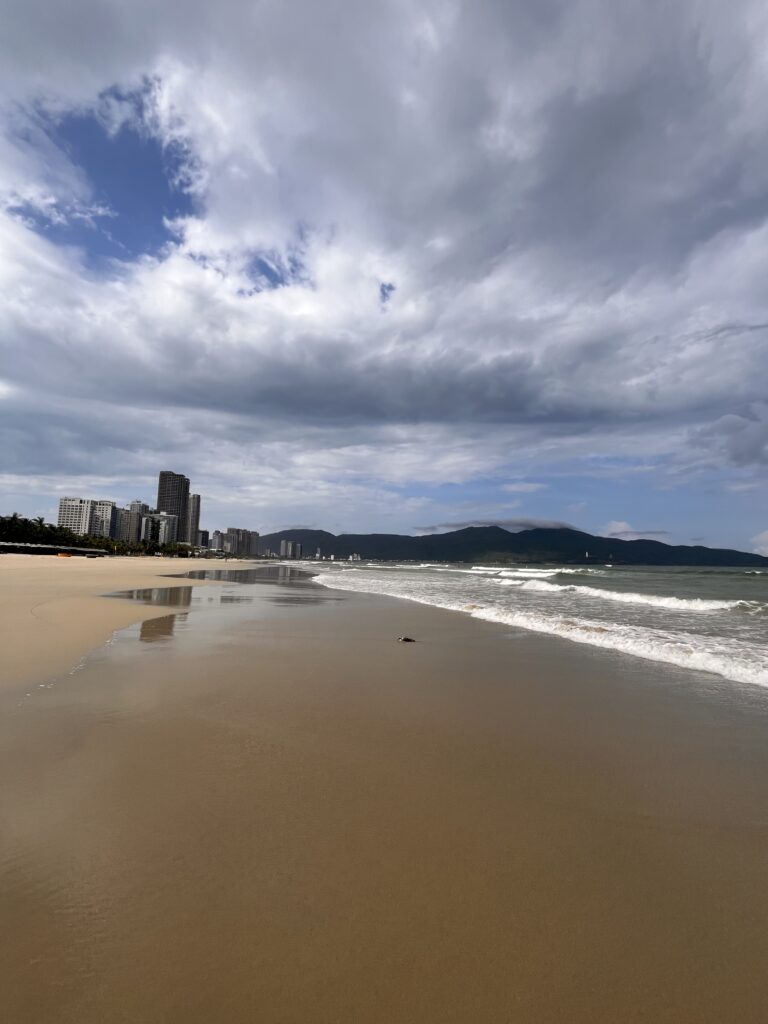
[258,525,768,567]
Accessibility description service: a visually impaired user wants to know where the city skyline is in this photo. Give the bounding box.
[53,470,273,557]
[1,2,767,553]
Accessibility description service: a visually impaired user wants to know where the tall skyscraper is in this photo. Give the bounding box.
[156,471,190,543]
[187,493,201,548]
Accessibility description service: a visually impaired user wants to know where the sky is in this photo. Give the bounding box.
[1,0,767,553]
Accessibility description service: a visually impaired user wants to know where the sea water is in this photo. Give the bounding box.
[312,563,768,688]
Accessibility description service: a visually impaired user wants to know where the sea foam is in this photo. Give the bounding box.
[513,579,762,612]
[313,569,768,688]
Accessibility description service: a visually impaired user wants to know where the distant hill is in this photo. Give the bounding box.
[258,525,768,567]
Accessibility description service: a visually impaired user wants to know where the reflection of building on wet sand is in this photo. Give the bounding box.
[140,614,185,642]
[129,587,194,607]
[128,588,193,642]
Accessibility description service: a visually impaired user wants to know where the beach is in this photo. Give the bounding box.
[3,557,768,1022]
[0,554,219,690]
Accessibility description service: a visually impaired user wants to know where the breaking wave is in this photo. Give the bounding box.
[313,567,768,688]
[514,580,763,613]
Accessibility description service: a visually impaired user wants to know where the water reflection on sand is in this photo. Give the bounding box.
[139,613,186,643]
[104,565,343,652]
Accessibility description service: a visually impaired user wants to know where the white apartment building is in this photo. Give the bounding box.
[58,497,116,538]
[58,497,93,535]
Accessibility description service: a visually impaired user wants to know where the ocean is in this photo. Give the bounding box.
[313,562,768,688]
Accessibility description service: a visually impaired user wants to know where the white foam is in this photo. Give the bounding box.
[473,606,768,688]
[516,579,762,612]
[313,571,768,688]
[498,568,560,578]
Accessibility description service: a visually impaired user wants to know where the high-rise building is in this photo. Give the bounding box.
[58,497,116,538]
[278,539,301,559]
[89,500,117,538]
[198,529,209,548]
[156,472,190,543]
[114,507,138,544]
[187,494,201,548]
[210,530,224,551]
[58,497,94,535]
[223,527,259,557]
[140,512,178,545]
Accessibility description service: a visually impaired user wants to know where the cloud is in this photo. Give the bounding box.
[2,0,768,540]
[602,520,669,540]
[500,481,546,493]
[752,531,768,556]
[416,518,576,534]
[690,404,768,467]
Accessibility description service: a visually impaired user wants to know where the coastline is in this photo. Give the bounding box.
[0,553,231,690]
[3,560,768,1020]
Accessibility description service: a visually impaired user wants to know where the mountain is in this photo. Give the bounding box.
[258,525,768,566]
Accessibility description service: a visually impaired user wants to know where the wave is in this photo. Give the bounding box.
[515,579,761,612]
[473,607,768,688]
[497,568,560,578]
[313,571,768,688]
[557,568,605,575]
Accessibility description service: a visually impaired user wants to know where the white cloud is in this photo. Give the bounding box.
[752,530,768,556]
[501,482,546,493]
[2,0,768,540]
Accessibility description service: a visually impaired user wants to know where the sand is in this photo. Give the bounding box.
[0,553,228,689]
[3,562,768,1022]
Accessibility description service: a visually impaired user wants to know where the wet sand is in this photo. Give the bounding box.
[0,554,229,689]
[3,567,768,1022]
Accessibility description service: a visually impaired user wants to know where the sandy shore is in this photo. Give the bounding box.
[0,553,234,689]
[3,565,768,1021]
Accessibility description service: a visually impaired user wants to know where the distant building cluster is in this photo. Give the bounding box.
[279,539,303,559]
[209,527,261,557]
[57,471,213,549]
[56,470,360,561]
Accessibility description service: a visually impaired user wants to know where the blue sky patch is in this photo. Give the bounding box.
[240,235,311,296]
[21,98,195,266]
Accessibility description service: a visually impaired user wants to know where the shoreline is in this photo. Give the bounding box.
[0,553,248,691]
